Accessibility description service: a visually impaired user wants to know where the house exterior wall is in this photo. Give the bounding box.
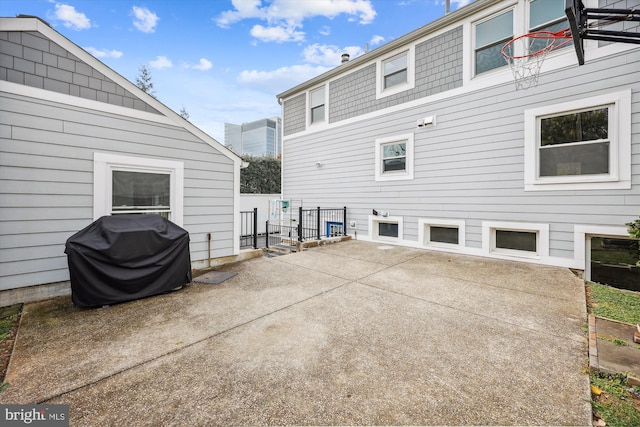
[0,30,159,114]
[0,19,240,298]
[329,27,463,123]
[278,0,639,270]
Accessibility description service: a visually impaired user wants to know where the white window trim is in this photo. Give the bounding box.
[376,46,415,99]
[374,133,414,182]
[418,218,466,249]
[308,84,328,127]
[482,221,549,259]
[369,215,403,242]
[574,225,630,276]
[93,152,184,227]
[524,90,631,191]
[471,5,518,79]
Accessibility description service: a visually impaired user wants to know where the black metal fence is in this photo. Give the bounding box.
[240,208,258,249]
[265,206,347,249]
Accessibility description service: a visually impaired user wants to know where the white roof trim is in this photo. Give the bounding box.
[0,16,241,165]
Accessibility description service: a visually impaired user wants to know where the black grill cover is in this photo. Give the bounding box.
[65,214,192,307]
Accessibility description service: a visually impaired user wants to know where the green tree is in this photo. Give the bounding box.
[240,156,281,194]
[135,65,156,98]
[179,106,190,120]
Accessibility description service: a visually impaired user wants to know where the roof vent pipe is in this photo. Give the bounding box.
[445,0,450,14]
[341,53,350,63]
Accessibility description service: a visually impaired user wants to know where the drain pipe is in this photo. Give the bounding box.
[207,233,211,268]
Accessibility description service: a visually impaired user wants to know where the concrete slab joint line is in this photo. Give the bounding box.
[0,241,592,426]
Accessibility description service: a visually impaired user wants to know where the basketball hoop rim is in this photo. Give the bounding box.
[501,29,573,60]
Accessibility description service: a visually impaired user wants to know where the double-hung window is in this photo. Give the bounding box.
[529,0,570,52]
[524,90,631,191]
[310,86,325,124]
[539,107,610,177]
[383,52,408,89]
[474,9,513,75]
[375,133,414,181]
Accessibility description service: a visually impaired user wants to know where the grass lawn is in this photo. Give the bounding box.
[589,282,640,325]
[587,282,640,426]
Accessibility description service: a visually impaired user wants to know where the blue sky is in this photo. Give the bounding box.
[0,0,472,142]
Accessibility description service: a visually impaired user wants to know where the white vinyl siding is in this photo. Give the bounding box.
[1,88,236,291]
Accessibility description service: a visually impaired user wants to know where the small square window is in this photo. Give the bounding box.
[375,133,414,182]
[370,215,403,242]
[381,142,406,172]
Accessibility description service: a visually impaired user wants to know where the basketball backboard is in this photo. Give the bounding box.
[565,0,640,65]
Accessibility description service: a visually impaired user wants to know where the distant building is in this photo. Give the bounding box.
[225,117,282,158]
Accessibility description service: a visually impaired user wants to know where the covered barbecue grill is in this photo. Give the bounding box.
[65,214,191,307]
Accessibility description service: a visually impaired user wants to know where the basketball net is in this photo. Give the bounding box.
[501,29,572,90]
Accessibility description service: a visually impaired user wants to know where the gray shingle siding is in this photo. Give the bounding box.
[0,30,160,114]
[328,26,463,124]
[283,93,306,136]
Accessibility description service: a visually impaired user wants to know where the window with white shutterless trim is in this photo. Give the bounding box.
[375,133,414,182]
[483,221,549,259]
[524,90,631,191]
[93,153,184,226]
[376,46,415,99]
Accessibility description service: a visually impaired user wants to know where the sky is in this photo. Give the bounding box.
[0,0,473,142]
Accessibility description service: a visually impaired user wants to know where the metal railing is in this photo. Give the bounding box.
[265,206,347,248]
[240,208,258,249]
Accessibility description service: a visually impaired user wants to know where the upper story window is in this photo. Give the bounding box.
[376,47,415,99]
[310,86,325,124]
[529,0,570,52]
[529,0,568,32]
[524,90,631,191]
[383,52,408,89]
[474,9,513,75]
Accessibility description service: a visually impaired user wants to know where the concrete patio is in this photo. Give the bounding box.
[0,240,591,426]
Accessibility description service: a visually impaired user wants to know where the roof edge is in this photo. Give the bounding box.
[0,16,243,165]
[276,0,500,100]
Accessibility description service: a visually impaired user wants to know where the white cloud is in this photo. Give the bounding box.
[369,35,385,46]
[191,58,213,71]
[250,24,305,43]
[149,56,173,69]
[451,0,474,8]
[216,0,376,43]
[84,47,123,58]
[132,6,159,33]
[51,3,91,30]
[302,43,364,66]
[238,64,332,92]
[319,26,331,36]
